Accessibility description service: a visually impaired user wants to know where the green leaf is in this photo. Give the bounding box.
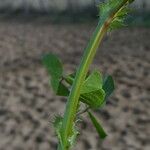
[116,7,131,18]
[109,7,131,31]
[62,71,115,108]
[80,90,105,109]
[42,53,63,93]
[51,78,60,93]
[98,0,135,31]
[102,75,115,98]
[64,70,106,108]
[88,111,107,139]
[109,18,125,31]
[81,70,103,93]
[56,82,69,96]
[62,71,106,108]
[80,70,106,108]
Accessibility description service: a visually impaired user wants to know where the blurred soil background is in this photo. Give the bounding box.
[0,0,150,150]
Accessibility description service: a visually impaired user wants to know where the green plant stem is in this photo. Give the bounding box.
[60,21,108,150]
[57,143,62,150]
[59,0,130,149]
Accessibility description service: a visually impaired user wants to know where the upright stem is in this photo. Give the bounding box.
[59,0,130,149]
[60,21,108,149]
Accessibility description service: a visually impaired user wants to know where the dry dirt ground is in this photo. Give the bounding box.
[0,20,150,150]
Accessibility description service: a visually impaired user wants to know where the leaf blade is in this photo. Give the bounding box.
[42,53,63,92]
[88,111,107,139]
[98,0,135,31]
[103,75,115,99]
[80,89,105,109]
[81,70,103,94]
[56,82,70,96]
[80,70,106,108]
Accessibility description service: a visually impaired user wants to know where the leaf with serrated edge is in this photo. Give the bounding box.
[88,111,107,139]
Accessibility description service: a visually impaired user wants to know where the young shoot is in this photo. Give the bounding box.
[42,0,136,149]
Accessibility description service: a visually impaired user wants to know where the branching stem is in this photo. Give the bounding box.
[58,1,131,149]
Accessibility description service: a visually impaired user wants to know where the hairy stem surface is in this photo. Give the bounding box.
[59,0,131,149]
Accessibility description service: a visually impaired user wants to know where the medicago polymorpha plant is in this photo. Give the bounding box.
[42,0,135,149]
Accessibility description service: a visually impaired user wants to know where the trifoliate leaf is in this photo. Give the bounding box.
[64,70,106,108]
[42,53,63,93]
[62,71,115,108]
[88,111,107,139]
[103,75,115,99]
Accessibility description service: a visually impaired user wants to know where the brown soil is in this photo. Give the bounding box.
[0,20,150,150]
